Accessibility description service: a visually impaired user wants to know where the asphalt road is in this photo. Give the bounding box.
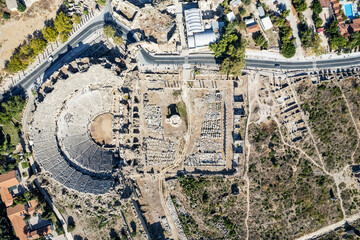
[138,48,360,70]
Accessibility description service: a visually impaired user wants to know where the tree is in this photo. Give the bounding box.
[253,32,268,48]
[310,0,322,15]
[2,12,10,19]
[17,2,26,12]
[6,54,27,73]
[242,0,251,5]
[299,24,313,47]
[71,14,81,25]
[103,25,116,38]
[292,0,307,12]
[282,9,290,18]
[113,35,124,45]
[30,38,46,55]
[314,15,323,28]
[97,0,106,6]
[326,19,339,34]
[330,34,347,50]
[83,9,89,15]
[54,12,73,35]
[42,26,59,42]
[209,34,238,57]
[58,32,69,43]
[239,7,246,16]
[281,42,296,58]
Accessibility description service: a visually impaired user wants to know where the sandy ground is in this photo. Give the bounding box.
[90,113,113,145]
[0,0,63,74]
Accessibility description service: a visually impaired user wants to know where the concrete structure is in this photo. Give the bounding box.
[166,114,182,127]
[258,6,265,17]
[185,8,204,35]
[5,0,17,11]
[260,16,273,31]
[226,11,236,22]
[184,8,219,49]
[188,30,217,48]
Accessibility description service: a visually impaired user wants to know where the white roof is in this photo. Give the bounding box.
[6,0,17,11]
[231,0,242,7]
[260,16,273,31]
[258,6,265,17]
[226,12,236,22]
[245,18,255,26]
[185,8,204,35]
[188,30,217,48]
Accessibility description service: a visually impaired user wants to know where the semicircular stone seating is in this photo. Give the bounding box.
[31,64,122,195]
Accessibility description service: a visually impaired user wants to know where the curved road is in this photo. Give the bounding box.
[6,2,360,99]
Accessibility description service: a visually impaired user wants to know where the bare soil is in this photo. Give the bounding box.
[0,0,63,74]
[90,113,113,146]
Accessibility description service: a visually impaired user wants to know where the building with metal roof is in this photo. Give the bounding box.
[188,30,217,48]
[185,8,204,35]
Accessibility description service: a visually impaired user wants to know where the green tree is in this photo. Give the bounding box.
[71,14,81,25]
[330,34,347,50]
[314,15,323,28]
[6,54,27,73]
[54,12,73,35]
[242,0,251,5]
[42,26,59,42]
[310,0,322,15]
[30,38,47,55]
[97,0,106,6]
[113,35,124,45]
[239,7,246,16]
[292,0,307,12]
[349,31,360,48]
[17,2,26,12]
[282,9,290,17]
[281,42,296,58]
[103,25,116,38]
[299,24,313,47]
[3,12,10,19]
[253,32,268,48]
[58,32,69,43]
[83,9,89,15]
[209,34,238,57]
[326,19,339,34]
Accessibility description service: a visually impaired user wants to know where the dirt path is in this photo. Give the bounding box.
[157,77,193,240]
[284,76,326,169]
[296,212,360,240]
[335,79,360,165]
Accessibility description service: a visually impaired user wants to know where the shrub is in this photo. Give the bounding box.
[113,35,123,45]
[3,12,10,19]
[83,9,89,15]
[281,42,296,58]
[97,0,106,6]
[42,26,59,42]
[17,2,26,12]
[103,25,116,38]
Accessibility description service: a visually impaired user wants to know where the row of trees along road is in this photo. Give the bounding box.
[6,12,80,74]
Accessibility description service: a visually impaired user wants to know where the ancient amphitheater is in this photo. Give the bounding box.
[30,61,124,195]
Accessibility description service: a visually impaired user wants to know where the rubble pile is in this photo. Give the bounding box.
[143,137,175,165]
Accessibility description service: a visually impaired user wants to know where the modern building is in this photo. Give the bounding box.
[0,170,21,207]
[185,8,204,35]
[260,16,273,31]
[226,11,236,22]
[5,0,18,11]
[184,8,219,49]
[258,6,265,18]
